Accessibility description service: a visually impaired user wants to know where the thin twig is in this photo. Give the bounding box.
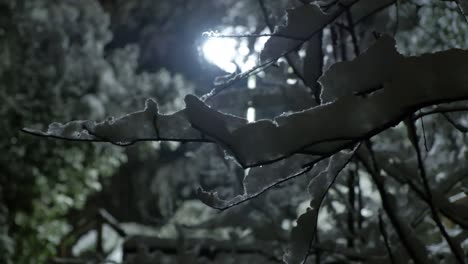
[454,0,468,25]
[331,26,339,62]
[355,162,363,232]
[413,105,468,119]
[359,141,432,264]
[419,113,429,151]
[204,32,307,41]
[203,59,276,100]
[347,169,356,248]
[338,24,348,61]
[315,228,322,264]
[393,0,400,36]
[442,113,468,133]
[378,210,396,264]
[213,160,317,211]
[406,117,465,264]
[378,152,468,229]
[345,9,360,56]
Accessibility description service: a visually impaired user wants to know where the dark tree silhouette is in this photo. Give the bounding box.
[16,0,468,263]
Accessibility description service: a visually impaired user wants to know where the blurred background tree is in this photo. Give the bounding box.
[2,0,468,263]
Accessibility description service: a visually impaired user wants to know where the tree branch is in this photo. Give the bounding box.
[413,105,468,120]
[442,113,468,133]
[378,210,396,264]
[257,0,310,92]
[358,142,435,264]
[406,117,465,263]
[369,150,468,229]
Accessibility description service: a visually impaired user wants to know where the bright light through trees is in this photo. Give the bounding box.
[202,37,238,73]
[201,28,269,73]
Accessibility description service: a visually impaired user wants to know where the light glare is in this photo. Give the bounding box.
[201,27,270,74]
[202,38,237,73]
[246,107,256,123]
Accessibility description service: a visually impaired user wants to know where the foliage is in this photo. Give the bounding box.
[0,0,122,262]
[0,0,193,262]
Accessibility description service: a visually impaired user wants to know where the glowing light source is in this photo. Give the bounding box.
[201,27,270,74]
[247,75,256,89]
[246,107,256,123]
[202,37,238,73]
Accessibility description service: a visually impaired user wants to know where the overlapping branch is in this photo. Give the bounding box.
[24,39,468,169]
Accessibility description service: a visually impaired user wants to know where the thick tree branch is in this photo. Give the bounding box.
[24,38,468,170]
